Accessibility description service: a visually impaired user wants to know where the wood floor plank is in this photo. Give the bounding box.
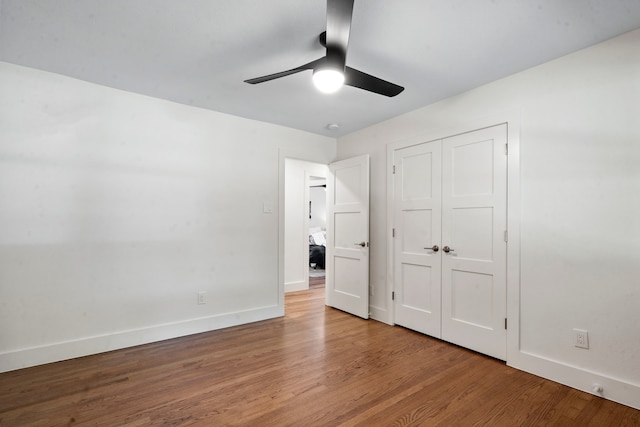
[1,285,638,426]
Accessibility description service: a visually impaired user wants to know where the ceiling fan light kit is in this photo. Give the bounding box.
[312,68,345,93]
[245,0,403,97]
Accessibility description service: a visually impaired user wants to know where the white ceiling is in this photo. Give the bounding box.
[1,0,640,137]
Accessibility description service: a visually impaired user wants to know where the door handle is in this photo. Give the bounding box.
[354,242,366,247]
[443,246,455,253]
[424,245,439,252]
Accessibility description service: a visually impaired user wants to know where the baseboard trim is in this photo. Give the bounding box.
[509,350,640,410]
[285,280,308,293]
[369,305,392,325]
[0,305,282,373]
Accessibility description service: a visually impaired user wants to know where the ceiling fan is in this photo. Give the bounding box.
[244,0,404,97]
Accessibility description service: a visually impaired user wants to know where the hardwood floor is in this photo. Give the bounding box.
[1,285,638,426]
[308,274,325,289]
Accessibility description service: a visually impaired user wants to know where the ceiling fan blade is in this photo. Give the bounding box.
[245,58,324,84]
[344,66,404,97]
[325,0,354,69]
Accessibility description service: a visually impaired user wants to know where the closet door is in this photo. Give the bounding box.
[441,124,507,360]
[393,141,442,337]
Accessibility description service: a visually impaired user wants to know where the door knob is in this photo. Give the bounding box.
[424,245,439,252]
[354,242,366,247]
[443,246,455,253]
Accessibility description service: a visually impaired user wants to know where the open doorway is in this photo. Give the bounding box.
[282,154,370,319]
[308,177,327,289]
[283,158,328,294]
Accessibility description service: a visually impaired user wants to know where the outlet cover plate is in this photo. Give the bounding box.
[573,329,589,349]
[197,291,207,305]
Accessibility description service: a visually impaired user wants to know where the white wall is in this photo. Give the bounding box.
[0,62,336,372]
[337,29,640,409]
[309,185,327,230]
[284,159,327,292]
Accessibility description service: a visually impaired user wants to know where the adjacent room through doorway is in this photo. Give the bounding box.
[283,158,328,295]
[308,177,326,289]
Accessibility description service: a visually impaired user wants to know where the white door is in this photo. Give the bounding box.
[326,154,370,319]
[393,142,442,336]
[441,125,507,360]
[392,124,507,360]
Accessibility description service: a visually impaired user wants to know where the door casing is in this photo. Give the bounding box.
[384,114,522,365]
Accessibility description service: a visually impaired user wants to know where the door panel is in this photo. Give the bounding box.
[393,142,442,336]
[450,270,494,328]
[441,124,507,360]
[333,256,362,297]
[401,263,434,312]
[402,210,433,253]
[334,211,361,247]
[334,167,361,204]
[451,138,495,196]
[326,155,370,319]
[451,207,494,261]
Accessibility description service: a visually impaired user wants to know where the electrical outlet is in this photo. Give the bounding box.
[197,291,207,305]
[573,329,589,349]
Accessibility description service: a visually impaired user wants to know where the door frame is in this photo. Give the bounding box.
[385,111,522,364]
[278,150,335,316]
[283,157,328,294]
[279,151,370,319]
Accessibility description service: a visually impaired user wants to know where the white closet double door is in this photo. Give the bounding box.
[393,125,507,360]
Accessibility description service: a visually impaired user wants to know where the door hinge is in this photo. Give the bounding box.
[392,291,395,301]
[505,318,507,330]
[504,144,508,155]
[504,230,508,242]
[392,228,395,238]
[392,165,396,174]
